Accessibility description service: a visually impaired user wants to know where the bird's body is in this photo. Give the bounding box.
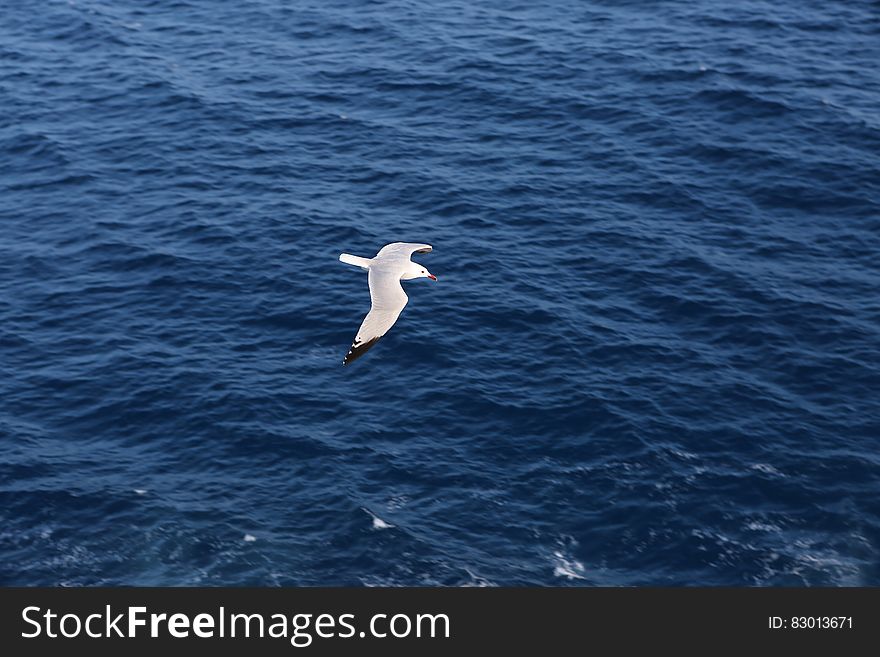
[339,242,436,365]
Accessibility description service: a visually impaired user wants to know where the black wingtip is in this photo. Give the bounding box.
[342,336,381,366]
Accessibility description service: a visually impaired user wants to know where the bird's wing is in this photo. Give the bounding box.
[376,242,433,258]
[343,268,409,365]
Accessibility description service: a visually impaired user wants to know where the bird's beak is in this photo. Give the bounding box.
[428,274,437,281]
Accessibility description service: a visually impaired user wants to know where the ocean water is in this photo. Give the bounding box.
[1,0,879,586]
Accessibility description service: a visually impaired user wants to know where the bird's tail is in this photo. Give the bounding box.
[339,253,372,270]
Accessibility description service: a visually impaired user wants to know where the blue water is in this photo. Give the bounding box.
[2,0,879,587]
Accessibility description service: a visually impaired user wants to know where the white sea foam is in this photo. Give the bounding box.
[462,568,496,587]
[364,508,394,530]
[552,551,586,580]
[750,463,784,476]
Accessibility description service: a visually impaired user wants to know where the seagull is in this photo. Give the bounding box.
[339,242,437,365]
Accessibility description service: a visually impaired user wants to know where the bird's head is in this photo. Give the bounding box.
[402,262,437,281]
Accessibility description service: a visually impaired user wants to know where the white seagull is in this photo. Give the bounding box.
[339,242,437,365]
